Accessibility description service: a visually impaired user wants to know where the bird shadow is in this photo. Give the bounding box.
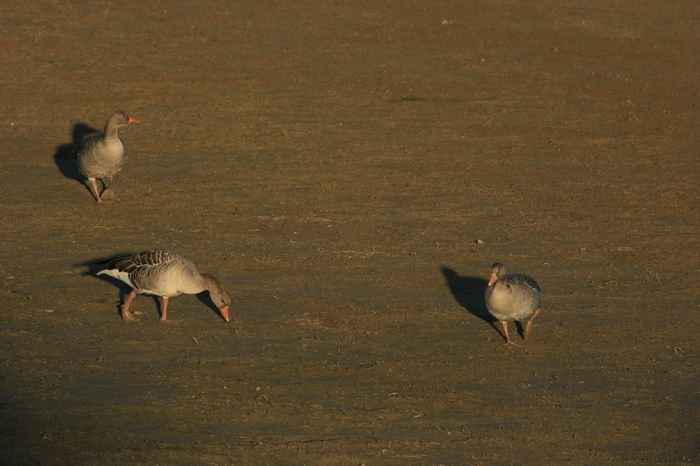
[195,293,230,321]
[54,123,99,192]
[440,266,504,339]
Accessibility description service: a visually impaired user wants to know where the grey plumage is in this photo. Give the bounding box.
[485,262,542,344]
[97,249,231,322]
[76,111,139,202]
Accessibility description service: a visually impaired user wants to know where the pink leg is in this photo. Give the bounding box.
[524,308,541,339]
[159,296,169,322]
[103,175,114,199]
[501,321,515,345]
[89,179,103,203]
[122,290,139,322]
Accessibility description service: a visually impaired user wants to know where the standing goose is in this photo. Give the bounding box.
[76,110,140,202]
[97,249,231,322]
[485,262,541,345]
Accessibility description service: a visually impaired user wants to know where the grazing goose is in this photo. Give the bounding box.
[97,249,231,322]
[485,262,541,345]
[76,111,140,202]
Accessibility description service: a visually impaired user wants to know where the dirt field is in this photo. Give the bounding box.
[1,1,698,464]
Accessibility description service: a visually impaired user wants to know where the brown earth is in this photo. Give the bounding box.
[1,1,698,464]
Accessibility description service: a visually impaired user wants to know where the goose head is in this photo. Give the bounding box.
[488,262,506,288]
[105,111,140,131]
[212,289,232,323]
[202,273,232,322]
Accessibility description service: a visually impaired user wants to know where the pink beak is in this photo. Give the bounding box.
[220,306,230,322]
[128,116,141,124]
[487,273,498,288]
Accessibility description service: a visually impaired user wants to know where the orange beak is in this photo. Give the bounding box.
[220,305,230,322]
[487,273,498,288]
[128,116,141,124]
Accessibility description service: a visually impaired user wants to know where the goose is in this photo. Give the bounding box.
[485,262,541,345]
[97,249,231,322]
[76,111,140,202]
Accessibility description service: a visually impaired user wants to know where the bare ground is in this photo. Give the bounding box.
[0,1,698,464]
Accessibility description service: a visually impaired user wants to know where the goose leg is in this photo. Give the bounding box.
[501,321,515,345]
[103,175,114,200]
[159,296,169,322]
[89,178,103,203]
[524,308,541,339]
[122,290,139,322]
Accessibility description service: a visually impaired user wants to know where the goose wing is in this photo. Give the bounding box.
[76,133,103,174]
[508,273,540,293]
[507,273,541,308]
[99,249,184,291]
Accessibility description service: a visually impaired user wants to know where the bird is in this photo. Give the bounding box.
[484,262,541,345]
[96,249,231,323]
[76,110,140,202]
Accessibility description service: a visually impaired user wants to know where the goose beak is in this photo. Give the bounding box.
[220,306,230,322]
[487,273,498,288]
[128,116,141,124]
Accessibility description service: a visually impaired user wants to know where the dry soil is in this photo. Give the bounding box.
[0,1,698,465]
